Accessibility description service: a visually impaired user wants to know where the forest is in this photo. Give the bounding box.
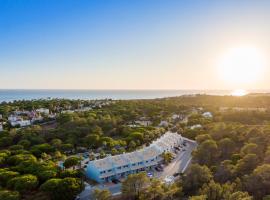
[1,94,270,200]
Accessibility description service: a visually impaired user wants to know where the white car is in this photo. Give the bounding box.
[164,176,174,184]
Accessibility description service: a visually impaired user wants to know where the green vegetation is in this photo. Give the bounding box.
[1,95,270,199]
[122,172,182,200]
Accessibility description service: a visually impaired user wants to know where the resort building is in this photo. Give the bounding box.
[36,108,50,115]
[134,120,152,126]
[190,124,202,130]
[11,120,31,127]
[202,112,213,118]
[86,132,183,183]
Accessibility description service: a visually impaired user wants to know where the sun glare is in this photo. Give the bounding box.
[231,89,247,96]
[218,47,265,86]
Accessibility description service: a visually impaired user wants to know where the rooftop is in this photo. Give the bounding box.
[88,132,183,171]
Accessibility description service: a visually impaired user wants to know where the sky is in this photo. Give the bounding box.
[1,0,270,90]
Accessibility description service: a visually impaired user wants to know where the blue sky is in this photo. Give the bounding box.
[1,0,270,89]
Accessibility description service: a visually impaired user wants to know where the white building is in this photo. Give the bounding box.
[190,124,202,130]
[61,110,75,114]
[31,116,44,123]
[86,132,183,183]
[11,120,31,127]
[36,108,50,115]
[8,115,20,122]
[48,113,57,119]
[171,114,180,120]
[75,107,92,112]
[134,120,152,126]
[202,112,213,118]
[159,120,169,127]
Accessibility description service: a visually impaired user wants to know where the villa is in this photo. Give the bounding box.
[202,112,213,118]
[36,108,50,115]
[86,132,183,183]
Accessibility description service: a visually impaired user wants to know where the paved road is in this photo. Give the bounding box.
[158,139,197,179]
[78,138,197,200]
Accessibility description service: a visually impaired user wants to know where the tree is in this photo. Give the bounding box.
[18,139,31,149]
[0,190,20,200]
[85,134,100,148]
[0,170,20,187]
[199,180,223,200]
[228,191,253,200]
[193,140,219,166]
[240,143,259,156]
[128,140,137,150]
[61,143,73,152]
[188,195,207,200]
[235,154,259,176]
[41,178,82,200]
[141,178,164,200]
[122,172,150,200]
[40,178,61,198]
[162,182,181,200]
[245,164,270,199]
[218,138,235,159]
[63,156,81,169]
[214,160,235,183]
[182,164,213,194]
[7,154,37,166]
[162,152,173,164]
[195,134,212,144]
[263,146,270,164]
[51,139,62,149]
[7,174,39,192]
[93,189,112,200]
[57,113,73,124]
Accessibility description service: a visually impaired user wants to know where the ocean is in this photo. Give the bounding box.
[0,89,268,103]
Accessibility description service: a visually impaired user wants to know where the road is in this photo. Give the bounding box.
[78,138,197,200]
[158,138,197,179]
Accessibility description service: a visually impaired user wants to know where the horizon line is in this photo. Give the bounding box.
[0,88,269,91]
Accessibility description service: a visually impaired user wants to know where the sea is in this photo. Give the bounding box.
[0,89,268,103]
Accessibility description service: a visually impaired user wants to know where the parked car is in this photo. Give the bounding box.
[112,179,120,184]
[173,172,180,177]
[147,172,153,178]
[164,176,174,184]
[155,167,162,172]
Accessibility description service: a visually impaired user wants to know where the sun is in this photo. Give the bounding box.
[218,46,265,86]
[231,89,248,96]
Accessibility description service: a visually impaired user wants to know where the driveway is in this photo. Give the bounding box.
[156,139,197,179]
